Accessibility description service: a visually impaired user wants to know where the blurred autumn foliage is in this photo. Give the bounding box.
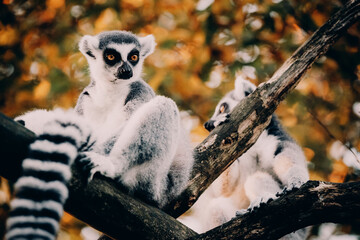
[0,0,359,239]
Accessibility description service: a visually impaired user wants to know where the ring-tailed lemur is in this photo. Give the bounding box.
[5,30,193,239]
[6,109,93,240]
[74,30,194,208]
[178,78,309,239]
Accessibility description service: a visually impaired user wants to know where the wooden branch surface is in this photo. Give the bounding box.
[66,169,196,240]
[189,181,360,240]
[0,0,358,239]
[0,113,34,180]
[164,0,360,217]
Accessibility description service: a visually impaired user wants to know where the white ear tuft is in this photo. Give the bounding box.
[234,76,246,99]
[234,77,256,100]
[79,35,99,59]
[138,34,156,58]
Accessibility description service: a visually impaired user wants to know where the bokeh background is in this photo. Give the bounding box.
[0,0,359,239]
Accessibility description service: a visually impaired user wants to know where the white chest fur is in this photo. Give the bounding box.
[83,82,131,142]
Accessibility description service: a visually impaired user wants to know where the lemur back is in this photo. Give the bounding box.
[6,109,92,240]
[74,31,194,207]
[178,78,309,239]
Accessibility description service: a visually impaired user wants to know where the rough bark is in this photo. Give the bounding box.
[0,0,358,239]
[66,170,197,240]
[189,181,360,240]
[0,113,34,180]
[163,0,360,217]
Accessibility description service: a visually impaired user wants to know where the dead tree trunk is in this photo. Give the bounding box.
[0,0,359,239]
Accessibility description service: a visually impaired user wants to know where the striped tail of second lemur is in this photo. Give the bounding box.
[6,109,92,240]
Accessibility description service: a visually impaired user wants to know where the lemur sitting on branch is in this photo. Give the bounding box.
[75,31,194,207]
[178,77,309,240]
[6,31,194,240]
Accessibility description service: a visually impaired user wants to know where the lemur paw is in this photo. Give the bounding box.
[204,114,230,131]
[248,197,263,210]
[283,179,304,193]
[235,209,248,217]
[214,113,230,127]
[248,195,277,211]
[78,152,116,182]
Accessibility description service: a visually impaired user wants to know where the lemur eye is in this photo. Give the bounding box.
[128,50,140,64]
[107,54,115,61]
[130,54,138,62]
[219,105,225,113]
[219,103,228,114]
[103,49,120,66]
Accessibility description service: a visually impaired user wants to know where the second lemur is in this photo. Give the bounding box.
[75,30,194,208]
[178,78,309,240]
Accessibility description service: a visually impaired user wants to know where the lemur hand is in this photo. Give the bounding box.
[204,113,230,132]
[77,152,116,182]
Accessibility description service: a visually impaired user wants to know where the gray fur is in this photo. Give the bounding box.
[76,31,193,207]
[207,78,309,198]
[178,78,309,238]
[97,31,141,49]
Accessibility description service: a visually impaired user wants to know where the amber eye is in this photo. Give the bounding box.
[130,55,138,61]
[219,105,225,113]
[107,54,115,61]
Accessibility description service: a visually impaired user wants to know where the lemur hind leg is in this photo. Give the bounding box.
[81,96,180,205]
[244,171,282,210]
[273,142,309,190]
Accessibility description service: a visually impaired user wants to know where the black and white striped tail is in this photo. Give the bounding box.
[6,110,91,240]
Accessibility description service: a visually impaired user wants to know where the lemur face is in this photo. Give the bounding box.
[204,78,256,132]
[99,42,140,80]
[79,31,156,83]
[204,92,237,132]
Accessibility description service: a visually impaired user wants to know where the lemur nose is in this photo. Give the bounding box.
[117,62,133,79]
[204,120,215,132]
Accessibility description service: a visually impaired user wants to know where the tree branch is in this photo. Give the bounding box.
[66,169,197,240]
[189,181,360,240]
[0,0,359,239]
[164,0,360,217]
[0,113,34,181]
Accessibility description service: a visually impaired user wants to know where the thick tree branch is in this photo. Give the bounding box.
[66,170,197,239]
[189,181,360,240]
[164,0,360,217]
[0,113,34,181]
[0,0,359,239]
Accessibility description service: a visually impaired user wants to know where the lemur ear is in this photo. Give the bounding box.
[234,77,256,100]
[138,34,156,58]
[79,35,99,59]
